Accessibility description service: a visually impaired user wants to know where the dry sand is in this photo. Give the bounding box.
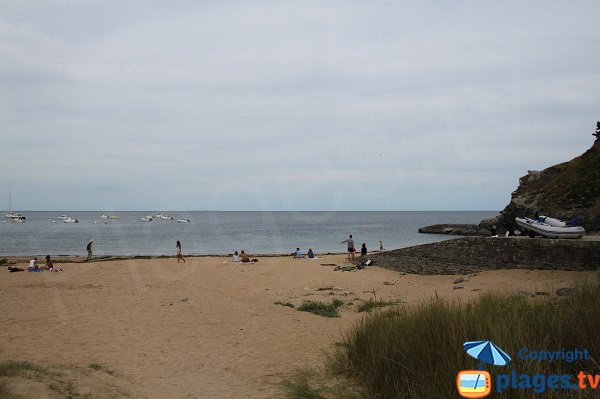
[0,255,596,398]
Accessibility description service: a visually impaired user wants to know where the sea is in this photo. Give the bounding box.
[0,211,498,257]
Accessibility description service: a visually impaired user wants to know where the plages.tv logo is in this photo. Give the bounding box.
[456,340,511,398]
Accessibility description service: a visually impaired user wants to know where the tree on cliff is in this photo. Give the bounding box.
[594,121,600,140]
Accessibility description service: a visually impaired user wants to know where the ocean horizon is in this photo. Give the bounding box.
[1,210,498,257]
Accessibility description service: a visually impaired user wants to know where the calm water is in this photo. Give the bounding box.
[0,211,497,257]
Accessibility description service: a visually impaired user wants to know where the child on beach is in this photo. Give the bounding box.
[232,251,240,262]
[176,241,186,263]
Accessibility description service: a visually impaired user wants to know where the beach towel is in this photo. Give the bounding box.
[28,268,43,272]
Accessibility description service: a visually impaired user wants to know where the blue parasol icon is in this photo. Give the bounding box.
[463,340,511,370]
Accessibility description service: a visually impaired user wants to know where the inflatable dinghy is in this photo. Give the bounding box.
[515,217,585,239]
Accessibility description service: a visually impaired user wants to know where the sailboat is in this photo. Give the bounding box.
[5,192,24,220]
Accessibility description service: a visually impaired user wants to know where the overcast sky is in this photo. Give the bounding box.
[1,1,598,211]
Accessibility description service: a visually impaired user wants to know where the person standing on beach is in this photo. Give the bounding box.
[340,234,355,262]
[379,240,384,251]
[86,240,93,261]
[176,241,186,263]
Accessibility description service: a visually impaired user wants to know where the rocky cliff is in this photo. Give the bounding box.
[482,139,600,233]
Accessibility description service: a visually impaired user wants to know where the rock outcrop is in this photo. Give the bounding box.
[420,139,600,235]
[417,224,490,236]
[489,139,600,232]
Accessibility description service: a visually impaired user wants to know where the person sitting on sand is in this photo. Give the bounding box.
[307,248,315,259]
[232,251,240,262]
[44,255,53,270]
[293,248,304,259]
[360,243,367,257]
[240,250,250,263]
[44,255,62,272]
[28,257,41,272]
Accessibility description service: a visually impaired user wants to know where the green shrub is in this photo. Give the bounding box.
[298,300,344,318]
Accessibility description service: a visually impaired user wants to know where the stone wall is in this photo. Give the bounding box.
[367,237,600,275]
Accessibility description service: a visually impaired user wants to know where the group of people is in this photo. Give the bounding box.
[292,248,316,259]
[11,255,63,272]
[232,250,257,263]
[340,235,382,261]
[174,235,383,264]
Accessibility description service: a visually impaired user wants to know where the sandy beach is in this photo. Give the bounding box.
[0,255,596,398]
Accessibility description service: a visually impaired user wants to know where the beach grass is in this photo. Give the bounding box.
[356,298,399,313]
[285,280,600,399]
[297,300,344,318]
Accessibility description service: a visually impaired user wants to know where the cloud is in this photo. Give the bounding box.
[1,1,599,210]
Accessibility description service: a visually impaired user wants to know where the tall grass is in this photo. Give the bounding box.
[325,282,600,399]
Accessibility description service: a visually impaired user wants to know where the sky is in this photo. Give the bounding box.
[1,1,599,211]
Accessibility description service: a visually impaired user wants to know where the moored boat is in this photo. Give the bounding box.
[63,217,79,223]
[177,219,190,223]
[11,215,26,223]
[515,217,585,239]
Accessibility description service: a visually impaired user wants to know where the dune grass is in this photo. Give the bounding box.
[284,279,600,399]
[297,300,344,318]
[356,299,399,313]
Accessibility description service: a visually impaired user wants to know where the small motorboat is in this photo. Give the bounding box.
[99,214,109,219]
[140,216,153,222]
[63,217,79,223]
[109,215,120,220]
[12,215,26,223]
[155,213,173,220]
[515,216,585,239]
[177,219,191,223]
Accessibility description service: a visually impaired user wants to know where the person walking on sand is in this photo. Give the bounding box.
[176,241,186,263]
[340,234,355,262]
[86,240,93,261]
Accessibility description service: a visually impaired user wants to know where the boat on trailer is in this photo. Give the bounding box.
[515,216,585,239]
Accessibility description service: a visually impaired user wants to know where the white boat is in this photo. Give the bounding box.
[5,193,22,219]
[515,217,585,239]
[99,214,109,219]
[155,213,173,220]
[12,215,26,223]
[140,216,153,222]
[63,217,79,223]
[57,215,69,220]
[177,219,191,223]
